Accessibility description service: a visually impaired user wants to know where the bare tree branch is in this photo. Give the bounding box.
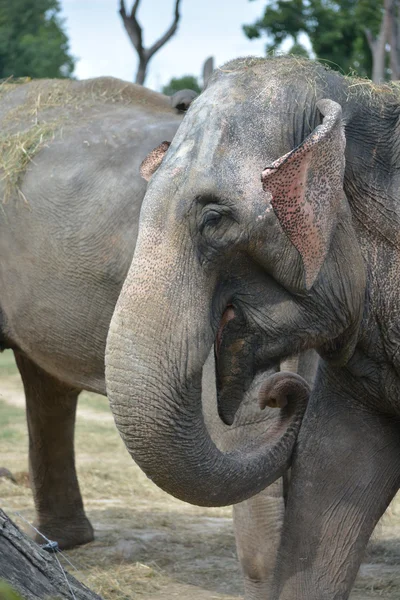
[130,0,141,18]
[119,0,144,60]
[119,0,182,85]
[146,0,181,60]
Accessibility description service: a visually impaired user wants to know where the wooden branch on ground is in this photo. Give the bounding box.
[0,509,102,600]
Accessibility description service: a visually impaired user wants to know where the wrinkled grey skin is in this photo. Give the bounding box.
[204,350,318,600]
[0,77,183,549]
[0,75,302,596]
[106,56,400,599]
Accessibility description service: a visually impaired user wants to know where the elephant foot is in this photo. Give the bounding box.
[242,577,272,600]
[33,515,94,550]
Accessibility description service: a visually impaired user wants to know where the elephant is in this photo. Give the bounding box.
[105,55,400,600]
[0,73,314,598]
[0,76,183,550]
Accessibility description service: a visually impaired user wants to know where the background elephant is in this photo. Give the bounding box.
[0,76,182,550]
[0,74,312,599]
[106,55,400,599]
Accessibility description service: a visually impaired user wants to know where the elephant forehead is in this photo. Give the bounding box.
[166,101,232,168]
[142,74,304,223]
[168,78,296,177]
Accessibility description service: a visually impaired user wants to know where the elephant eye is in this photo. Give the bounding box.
[199,203,232,236]
[201,210,223,232]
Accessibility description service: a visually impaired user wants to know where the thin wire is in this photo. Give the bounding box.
[1,506,78,600]
[5,508,79,572]
[53,551,78,600]
[53,547,79,573]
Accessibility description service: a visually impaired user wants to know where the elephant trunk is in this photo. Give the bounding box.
[105,234,309,507]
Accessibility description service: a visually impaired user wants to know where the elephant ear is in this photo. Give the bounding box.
[170,89,198,111]
[140,141,171,181]
[261,99,346,290]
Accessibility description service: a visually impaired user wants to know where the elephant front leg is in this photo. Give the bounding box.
[272,373,400,600]
[233,478,286,600]
[14,351,94,550]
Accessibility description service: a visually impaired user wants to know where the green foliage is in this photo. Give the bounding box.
[0,580,23,600]
[287,41,309,57]
[0,0,75,78]
[244,0,384,77]
[162,75,201,96]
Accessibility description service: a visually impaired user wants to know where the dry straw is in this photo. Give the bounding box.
[0,76,170,202]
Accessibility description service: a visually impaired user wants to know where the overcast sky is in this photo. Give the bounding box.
[59,0,269,91]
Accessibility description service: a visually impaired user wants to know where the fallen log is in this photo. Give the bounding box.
[0,509,102,600]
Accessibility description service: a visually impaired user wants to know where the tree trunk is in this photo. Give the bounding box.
[365,0,391,83]
[389,0,400,79]
[0,509,102,600]
[135,57,148,85]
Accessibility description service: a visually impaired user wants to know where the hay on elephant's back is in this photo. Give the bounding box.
[0,76,171,202]
[0,124,56,202]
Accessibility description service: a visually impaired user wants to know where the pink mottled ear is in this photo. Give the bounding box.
[261,99,346,290]
[140,141,171,181]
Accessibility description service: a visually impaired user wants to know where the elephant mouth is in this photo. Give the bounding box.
[214,304,309,426]
[214,304,273,425]
[214,304,242,424]
[215,304,236,359]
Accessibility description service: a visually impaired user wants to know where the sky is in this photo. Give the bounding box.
[59,0,269,91]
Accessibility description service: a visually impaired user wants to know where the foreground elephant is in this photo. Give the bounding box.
[0,74,309,597]
[106,56,400,599]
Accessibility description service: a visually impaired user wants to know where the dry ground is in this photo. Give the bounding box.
[0,350,399,600]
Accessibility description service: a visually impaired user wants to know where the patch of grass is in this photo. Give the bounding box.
[0,351,18,376]
[0,400,26,445]
[78,391,110,413]
[70,561,164,600]
[0,580,24,600]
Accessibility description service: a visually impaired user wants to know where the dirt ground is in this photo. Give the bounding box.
[0,350,400,600]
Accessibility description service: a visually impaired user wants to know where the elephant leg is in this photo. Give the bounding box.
[296,349,319,384]
[279,356,299,373]
[14,351,93,550]
[272,375,400,600]
[233,478,285,600]
[231,355,313,600]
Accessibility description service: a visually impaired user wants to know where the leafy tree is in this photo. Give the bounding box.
[162,75,201,96]
[0,0,75,78]
[286,41,309,57]
[243,0,384,78]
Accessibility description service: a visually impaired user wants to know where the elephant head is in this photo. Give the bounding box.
[105,57,366,506]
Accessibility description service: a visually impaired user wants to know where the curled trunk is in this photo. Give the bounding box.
[107,342,308,505]
[106,237,310,505]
